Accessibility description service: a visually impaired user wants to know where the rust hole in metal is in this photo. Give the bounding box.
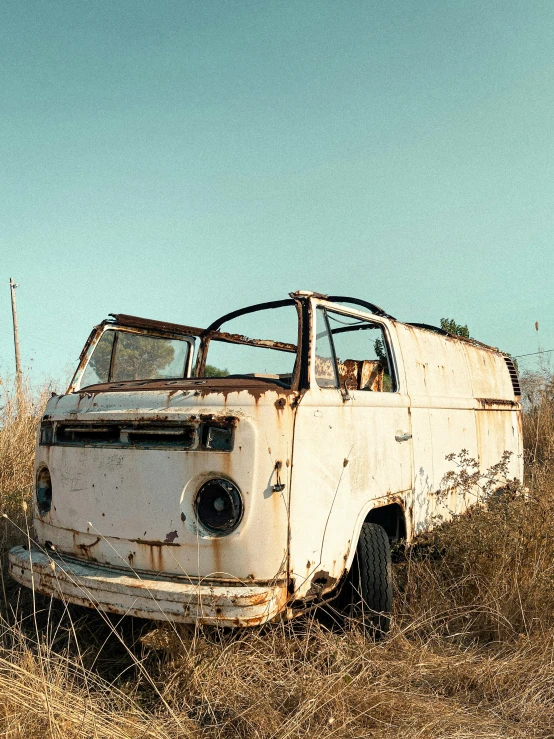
[306,570,336,599]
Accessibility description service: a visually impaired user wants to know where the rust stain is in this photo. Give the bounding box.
[477,398,518,408]
[198,384,295,403]
[211,536,222,577]
[206,331,296,354]
[130,537,180,547]
[221,450,233,479]
[76,536,101,557]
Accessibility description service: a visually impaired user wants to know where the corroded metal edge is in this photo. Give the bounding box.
[8,545,288,628]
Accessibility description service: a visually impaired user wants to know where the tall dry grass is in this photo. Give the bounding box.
[2,375,554,737]
[521,370,554,486]
[0,376,52,565]
[0,377,49,510]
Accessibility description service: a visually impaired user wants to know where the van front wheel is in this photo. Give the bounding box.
[345,522,393,633]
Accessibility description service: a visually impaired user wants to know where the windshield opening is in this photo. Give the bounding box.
[197,304,299,387]
[79,329,192,388]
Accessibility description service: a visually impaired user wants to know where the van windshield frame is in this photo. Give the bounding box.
[194,299,301,388]
[70,299,305,393]
[77,327,196,389]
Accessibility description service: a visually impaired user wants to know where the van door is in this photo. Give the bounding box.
[288,303,413,599]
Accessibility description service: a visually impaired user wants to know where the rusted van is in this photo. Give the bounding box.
[9,291,523,629]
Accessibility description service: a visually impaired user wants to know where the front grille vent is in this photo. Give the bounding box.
[41,420,234,451]
[57,425,120,445]
[504,356,521,397]
[126,427,196,447]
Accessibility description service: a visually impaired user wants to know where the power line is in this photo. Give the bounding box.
[514,348,554,359]
[25,333,69,350]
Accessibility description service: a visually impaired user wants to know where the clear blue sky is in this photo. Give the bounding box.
[2,0,553,384]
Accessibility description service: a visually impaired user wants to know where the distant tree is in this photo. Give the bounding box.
[440,318,470,339]
[204,365,229,377]
[113,334,176,380]
[374,338,387,362]
[89,331,176,382]
[373,337,393,391]
[87,333,114,381]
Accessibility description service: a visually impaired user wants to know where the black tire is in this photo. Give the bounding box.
[344,522,393,633]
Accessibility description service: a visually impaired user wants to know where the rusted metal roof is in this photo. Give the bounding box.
[109,313,204,337]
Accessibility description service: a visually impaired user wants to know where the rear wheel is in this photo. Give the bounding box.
[343,522,393,633]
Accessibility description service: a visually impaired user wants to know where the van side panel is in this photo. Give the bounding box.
[396,324,522,536]
[463,344,515,399]
[394,324,478,533]
[463,344,523,479]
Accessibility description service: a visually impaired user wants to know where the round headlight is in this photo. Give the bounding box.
[36,467,52,515]
[195,478,242,535]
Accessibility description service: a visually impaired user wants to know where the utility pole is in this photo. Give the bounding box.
[9,277,22,396]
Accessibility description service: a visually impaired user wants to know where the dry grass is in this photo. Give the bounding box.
[521,370,554,485]
[2,376,554,737]
[0,377,51,516]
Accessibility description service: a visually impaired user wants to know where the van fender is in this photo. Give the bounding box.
[343,496,408,574]
[343,504,375,574]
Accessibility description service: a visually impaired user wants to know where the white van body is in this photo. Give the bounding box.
[9,292,523,626]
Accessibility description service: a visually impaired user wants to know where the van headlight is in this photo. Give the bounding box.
[36,467,52,515]
[195,479,242,534]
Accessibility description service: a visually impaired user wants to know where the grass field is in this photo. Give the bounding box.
[1,373,553,738]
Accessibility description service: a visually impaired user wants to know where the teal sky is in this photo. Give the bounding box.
[2,1,554,384]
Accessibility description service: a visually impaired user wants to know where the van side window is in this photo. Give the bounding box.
[316,308,396,392]
[315,308,339,387]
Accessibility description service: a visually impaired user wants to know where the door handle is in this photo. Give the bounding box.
[395,432,412,442]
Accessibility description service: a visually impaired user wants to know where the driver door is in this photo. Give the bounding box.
[288,301,413,597]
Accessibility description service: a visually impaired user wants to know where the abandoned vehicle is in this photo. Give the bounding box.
[9,291,523,630]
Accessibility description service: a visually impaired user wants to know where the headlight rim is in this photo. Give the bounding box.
[194,476,243,536]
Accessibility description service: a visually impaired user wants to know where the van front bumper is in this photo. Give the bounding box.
[8,545,288,627]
